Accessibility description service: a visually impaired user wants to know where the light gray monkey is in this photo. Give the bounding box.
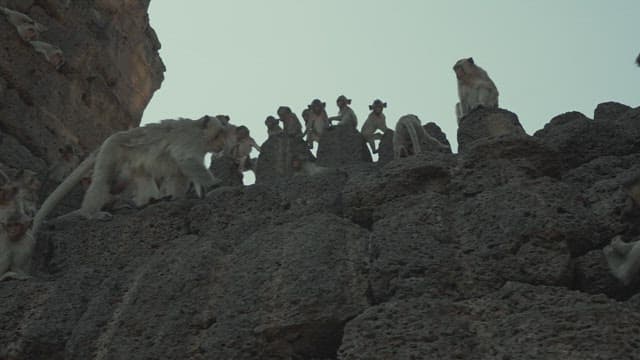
[603,236,640,285]
[0,7,47,41]
[393,115,447,159]
[361,99,389,154]
[453,57,499,123]
[34,116,229,229]
[328,95,358,128]
[304,99,329,148]
[30,40,65,70]
[0,170,41,281]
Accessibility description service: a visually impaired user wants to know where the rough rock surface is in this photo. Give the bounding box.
[255,133,315,183]
[317,125,372,167]
[209,155,244,187]
[2,94,640,359]
[0,0,164,176]
[457,107,527,153]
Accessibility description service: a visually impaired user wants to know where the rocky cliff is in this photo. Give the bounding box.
[2,102,640,359]
[0,0,164,174]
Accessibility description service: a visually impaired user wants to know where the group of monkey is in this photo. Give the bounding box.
[1,38,639,287]
[1,7,65,70]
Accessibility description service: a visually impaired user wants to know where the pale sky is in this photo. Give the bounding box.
[142,0,639,156]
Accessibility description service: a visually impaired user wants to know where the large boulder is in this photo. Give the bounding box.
[254,133,315,183]
[317,125,372,167]
[457,107,527,153]
[0,0,164,172]
[209,155,243,187]
[534,107,640,170]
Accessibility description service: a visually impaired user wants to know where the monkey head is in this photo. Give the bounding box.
[277,106,292,119]
[336,95,351,108]
[308,99,326,114]
[235,125,250,140]
[265,116,278,129]
[453,57,476,80]
[369,99,387,114]
[201,115,228,153]
[4,213,32,241]
[301,108,310,122]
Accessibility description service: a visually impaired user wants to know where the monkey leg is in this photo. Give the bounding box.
[131,176,161,207]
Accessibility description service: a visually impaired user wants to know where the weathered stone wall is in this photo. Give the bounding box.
[2,102,640,359]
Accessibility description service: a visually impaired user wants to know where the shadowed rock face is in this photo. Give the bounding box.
[2,84,640,360]
[0,0,164,175]
[317,125,372,167]
[457,107,527,153]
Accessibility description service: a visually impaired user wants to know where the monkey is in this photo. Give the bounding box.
[393,115,448,159]
[265,115,283,137]
[0,170,41,281]
[48,144,81,182]
[603,235,640,285]
[33,116,229,228]
[361,99,389,154]
[0,7,47,42]
[328,95,358,128]
[304,99,330,148]
[30,40,65,70]
[229,125,261,173]
[453,57,499,123]
[277,106,303,137]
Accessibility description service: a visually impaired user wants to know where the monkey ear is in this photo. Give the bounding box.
[383,102,387,108]
[369,105,373,110]
[201,115,212,129]
[468,57,474,64]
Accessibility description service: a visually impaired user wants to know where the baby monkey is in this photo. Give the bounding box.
[230,126,261,173]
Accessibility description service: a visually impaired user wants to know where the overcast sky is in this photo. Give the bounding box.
[142,0,639,154]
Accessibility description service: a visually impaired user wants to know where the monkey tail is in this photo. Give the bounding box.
[405,117,422,155]
[33,151,97,234]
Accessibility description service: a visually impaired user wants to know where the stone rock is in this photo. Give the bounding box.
[209,155,243,187]
[376,130,395,164]
[0,1,164,173]
[254,134,315,183]
[339,282,640,359]
[534,110,640,170]
[594,101,632,122]
[457,107,527,153]
[317,125,372,167]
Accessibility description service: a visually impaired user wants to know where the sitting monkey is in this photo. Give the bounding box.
[328,95,358,128]
[265,116,283,137]
[361,99,389,154]
[304,99,330,149]
[277,106,303,137]
[453,57,499,123]
[229,125,261,173]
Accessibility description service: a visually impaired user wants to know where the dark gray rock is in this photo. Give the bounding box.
[255,133,315,183]
[457,108,527,153]
[339,282,640,360]
[209,155,243,187]
[594,101,632,122]
[376,130,395,164]
[534,110,640,170]
[317,125,372,167]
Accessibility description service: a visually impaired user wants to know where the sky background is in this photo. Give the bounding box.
[141,0,639,181]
